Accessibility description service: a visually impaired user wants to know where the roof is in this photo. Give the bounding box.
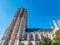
[25,28,52,32]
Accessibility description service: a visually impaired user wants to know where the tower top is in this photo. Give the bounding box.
[18,8,27,11]
[14,8,27,18]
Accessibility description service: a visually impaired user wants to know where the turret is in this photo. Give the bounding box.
[53,20,59,34]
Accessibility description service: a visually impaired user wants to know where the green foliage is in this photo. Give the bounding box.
[41,40,45,45]
[52,30,60,45]
[38,40,41,45]
[38,36,52,45]
[19,42,22,45]
[42,37,51,45]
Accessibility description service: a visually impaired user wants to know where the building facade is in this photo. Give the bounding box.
[0,8,60,45]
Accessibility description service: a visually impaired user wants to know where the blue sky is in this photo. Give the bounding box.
[0,0,60,38]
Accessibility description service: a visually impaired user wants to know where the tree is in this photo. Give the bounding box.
[52,30,60,45]
[38,36,52,45]
[38,40,41,45]
[42,36,51,45]
[41,40,45,45]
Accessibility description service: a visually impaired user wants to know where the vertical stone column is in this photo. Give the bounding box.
[8,16,20,45]
[1,9,20,45]
[14,9,27,45]
[34,32,35,45]
[27,33,29,41]
[14,18,22,45]
[8,8,24,45]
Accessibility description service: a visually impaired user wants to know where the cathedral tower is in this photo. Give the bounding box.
[1,8,27,45]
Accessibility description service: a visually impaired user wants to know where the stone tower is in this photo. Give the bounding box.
[1,8,27,45]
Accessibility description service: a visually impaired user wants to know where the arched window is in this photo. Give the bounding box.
[29,34,34,41]
[35,34,39,41]
[41,33,44,39]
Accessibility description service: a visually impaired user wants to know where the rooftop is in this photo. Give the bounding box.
[25,28,52,32]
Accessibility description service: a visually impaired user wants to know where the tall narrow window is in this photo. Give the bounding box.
[29,34,34,41]
[35,34,39,41]
[41,33,43,39]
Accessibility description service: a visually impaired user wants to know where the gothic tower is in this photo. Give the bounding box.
[1,8,27,45]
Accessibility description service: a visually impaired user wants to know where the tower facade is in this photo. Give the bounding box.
[1,8,27,45]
